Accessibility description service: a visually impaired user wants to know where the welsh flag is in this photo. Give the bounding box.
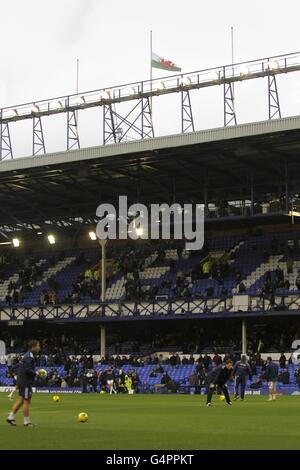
[151,52,181,72]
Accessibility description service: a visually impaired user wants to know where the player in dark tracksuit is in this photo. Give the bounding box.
[105,367,117,395]
[265,357,279,401]
[7,340,40,427]
[233,355,252,401]
[206,359,233,406]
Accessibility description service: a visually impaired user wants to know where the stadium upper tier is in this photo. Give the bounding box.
[1,229,300,316]
[1,115,300,232]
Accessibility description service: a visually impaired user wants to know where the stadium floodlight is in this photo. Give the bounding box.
[267,60,279,71]
[237,65,249,76]
[31,104,40,114]
[12,238,20,248]
[130,87,137,96]
[289,210,300,217]
[9,109,19,118]
[5,108,19,119]
[100,90,111,100]
[89,231,97,241]
[181,76,192,86]
[47,234,56,245]
[136,227,144,237]
[53,100,64,110]
[156,81,166,91]
[76,96,85,106]
[210,70,221,81]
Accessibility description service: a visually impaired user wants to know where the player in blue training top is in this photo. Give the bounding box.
[7,340,40,427]
[233,355,252,401]
[265,356,279,401]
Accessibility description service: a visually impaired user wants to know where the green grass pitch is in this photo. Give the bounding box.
[0,393,300,450]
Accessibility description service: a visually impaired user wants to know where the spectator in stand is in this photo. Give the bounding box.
[12,290,19,304]
[48,276,59,292]
[250,373,264,389]
[279,352,287,369]
[296,273,300,290]
[169,354,177,368]
[196,356,204,371]
[294,368,300,389]
[130,370,140,393]
[220,286,228,299]
[189,354,195,364]
[203,354,211,371]
[202,260,211,279]
[275,265,284,285]
[154,371,171,393]
[175,353,182,365]
[191,264,201,282]
[269,292,276,310]
[287,256,294,274]
[205,282,214,297]
[213,353,222,367]
[5,294,12,307]
[189,372,199,390]
[235,270,242,285]
[49,290,57,305]
[265,271,272,283]
[278,368,290,385]
[238,282,246,294]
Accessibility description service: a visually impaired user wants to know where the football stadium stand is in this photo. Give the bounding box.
[1,229,300,311]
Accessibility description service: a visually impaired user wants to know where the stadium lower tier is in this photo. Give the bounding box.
[1,363,299,395]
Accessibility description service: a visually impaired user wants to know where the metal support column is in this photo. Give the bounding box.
[204,172,208,217]
[250,171,254,216]
[181,90,195,133]
[141,97,154,139]
[268,75,281,120]
[242,319,247,355]
[285,160,289,214]
[0,119,13,160]
[104,98,154,144]
[33,116,46,155]
[172,176,176,204]
[224,82,237,126]
[103,104,117,144]
[100,326,106,357]
[67,111,80,150]
[99,239,107,302]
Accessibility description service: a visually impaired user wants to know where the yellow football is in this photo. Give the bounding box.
[78,412,89,423]
[37,369,48,378]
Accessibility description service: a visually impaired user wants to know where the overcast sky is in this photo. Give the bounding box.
[1,0,300,158]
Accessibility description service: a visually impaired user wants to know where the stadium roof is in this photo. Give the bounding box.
[1,115,300,231]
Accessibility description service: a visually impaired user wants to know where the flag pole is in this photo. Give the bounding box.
[150,30,153,116]
[231,26,235,102]
[76,58,80,128]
